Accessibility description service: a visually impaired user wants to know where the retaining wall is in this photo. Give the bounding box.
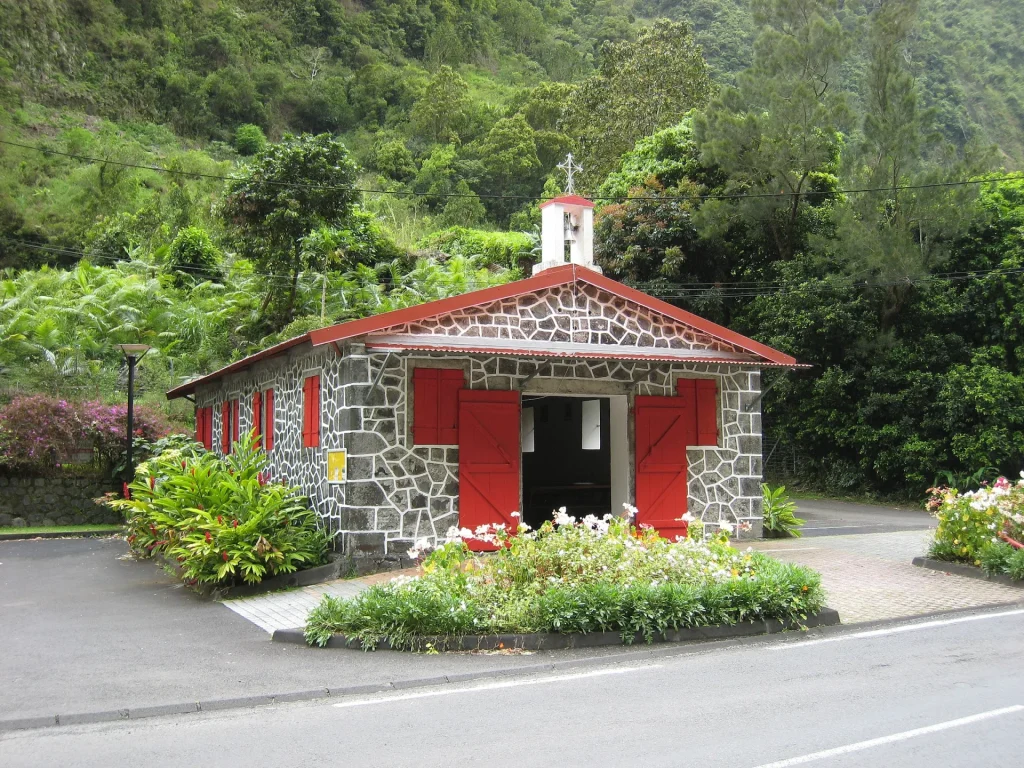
[0,474,120,527]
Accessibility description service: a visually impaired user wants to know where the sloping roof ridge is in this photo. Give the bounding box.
[168,264,796,399]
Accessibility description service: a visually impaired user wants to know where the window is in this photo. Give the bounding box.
[412,367,463,445]
[264,388,274,451]
[195,406,213,450]
[302,375,320,448]
[676,378,718,446]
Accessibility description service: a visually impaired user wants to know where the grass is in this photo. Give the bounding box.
[0,524,123,536]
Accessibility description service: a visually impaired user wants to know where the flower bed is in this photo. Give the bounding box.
[927,476,1024,581]
[305,510,825,650]
[106,434,332,588]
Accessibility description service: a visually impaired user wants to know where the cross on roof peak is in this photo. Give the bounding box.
[556,153,583,196]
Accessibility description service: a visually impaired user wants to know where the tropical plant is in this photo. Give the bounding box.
[761,484,805,537]
[107,433,332,587]
[927,476,1024,566]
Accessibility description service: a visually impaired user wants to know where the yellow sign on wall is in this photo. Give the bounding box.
[327,450,347,483]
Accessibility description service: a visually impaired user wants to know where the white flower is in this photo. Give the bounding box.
[718,520,735,535]
[553,508,576,526]
[679,512,695,522]
[510,511,521,518]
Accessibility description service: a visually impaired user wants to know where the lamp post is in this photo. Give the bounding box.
[117,344,151,481]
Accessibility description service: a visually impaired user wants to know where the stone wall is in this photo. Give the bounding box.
[0,474,121,527]
[192,279,765,558]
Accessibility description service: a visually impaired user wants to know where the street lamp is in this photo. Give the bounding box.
[117,343,151,481]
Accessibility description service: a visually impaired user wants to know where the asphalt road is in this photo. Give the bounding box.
[792,499,933,537]
[2,607,1021,767]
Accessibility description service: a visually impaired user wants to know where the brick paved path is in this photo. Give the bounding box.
[225,530,1023,633]
[223,568,419,633]
[749,530,1023,623]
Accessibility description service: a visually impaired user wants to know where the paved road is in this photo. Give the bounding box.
[792,498,932,536]
[0,538,632,720]
[2,607,1021,767]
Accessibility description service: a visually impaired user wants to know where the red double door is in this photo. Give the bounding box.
[458,390,521,551]
[457,383,712,546]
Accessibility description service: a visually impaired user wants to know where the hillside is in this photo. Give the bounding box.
[4,0,1024,498]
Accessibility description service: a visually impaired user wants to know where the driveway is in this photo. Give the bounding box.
[792,498,933,536]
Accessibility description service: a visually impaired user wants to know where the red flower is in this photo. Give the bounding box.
[197,504,204,511]
[205,531,212,542]
[127,535,135,543]
[257,472,267,486]
[222,551,229,562]
[181,461,186,469]
[122,482,131,500]
[232,520,239,528]
[217,515,223,525]
[149,476,155,490]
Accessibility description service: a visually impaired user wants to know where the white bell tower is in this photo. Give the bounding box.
[533,154,601,276]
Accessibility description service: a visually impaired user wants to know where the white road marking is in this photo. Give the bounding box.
[755,547,821,553]
[771,608,1024,650]
[749,705,1024,768]
[332,665,658,709]
[800,525,886,530]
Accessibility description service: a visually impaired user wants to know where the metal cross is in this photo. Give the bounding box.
[556,153,583,195]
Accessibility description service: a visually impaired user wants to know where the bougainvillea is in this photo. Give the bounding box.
[0,395,171,472]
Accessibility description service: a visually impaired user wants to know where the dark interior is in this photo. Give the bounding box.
[521,395,611,530]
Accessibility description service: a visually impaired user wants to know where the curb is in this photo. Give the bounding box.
[912,556,1024,588]
[0,530,122,542]
[272,607,842,651]
[8,602,1024,734]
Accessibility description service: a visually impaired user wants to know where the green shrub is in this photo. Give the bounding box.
[762,483,805,537]
[415,227,534,270]
[926,478,1024,565]
[107,433,331,587]
[235,124,267,156]
[977,540,1024,580]
[166,226,222,285]
[304,513,825,649]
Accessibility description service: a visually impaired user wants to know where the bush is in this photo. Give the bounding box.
[927,476,1024,572]
[304,512,825,649]
[762,483,805,537]
[0,395,171,474]
[234,124,267,156]
[166,226,222,285]
[415,227,534,270]
[106,433,332,587]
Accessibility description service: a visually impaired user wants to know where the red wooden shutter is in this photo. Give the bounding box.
[458,389,520,551]
[203,407,213,450]
[302,375,320,448]
[438,369,464,444]
[264,389,274,451]
[635,396,694,541]
[252,391,262,449]
[695,379,719,446]
[231,398,240,443]
[195,406,204,444]
[412,368,439,444]
[221,402,230,454]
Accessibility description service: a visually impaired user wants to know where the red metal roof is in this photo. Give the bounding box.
[539,195,595,209]
[167,264,800,399]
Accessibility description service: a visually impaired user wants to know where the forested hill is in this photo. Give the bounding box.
[5,0,1024,500]
[649,0,1024,166]
[2,1,1022,165]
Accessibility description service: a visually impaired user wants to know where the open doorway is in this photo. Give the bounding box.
[521,395,612,530]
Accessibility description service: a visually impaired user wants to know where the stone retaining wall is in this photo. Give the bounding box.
[0,474,120,527]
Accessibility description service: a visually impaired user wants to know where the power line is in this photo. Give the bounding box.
[2,138,1022,203]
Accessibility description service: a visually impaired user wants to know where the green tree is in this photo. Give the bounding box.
[220,134,359,325]
[475,114,543,223]
[696,0,851,260]
[562,20,713,186]
[410,66,471,144]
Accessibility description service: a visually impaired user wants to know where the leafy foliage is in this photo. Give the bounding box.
[762,484,805,537]
[927,477,1024,567]
[304,514,824,649]
[107,433,332,587]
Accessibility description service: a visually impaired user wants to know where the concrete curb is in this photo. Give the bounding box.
[912,556,1024,588]
[272,607,842,651]
[9,603,1024,734]
[0,530,122,542]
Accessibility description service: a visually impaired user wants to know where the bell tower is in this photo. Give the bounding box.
[533,154,601,276]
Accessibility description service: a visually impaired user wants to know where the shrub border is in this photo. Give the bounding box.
[272,607,841,650]
[158,552,348,599]
[912,556,1024,588]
